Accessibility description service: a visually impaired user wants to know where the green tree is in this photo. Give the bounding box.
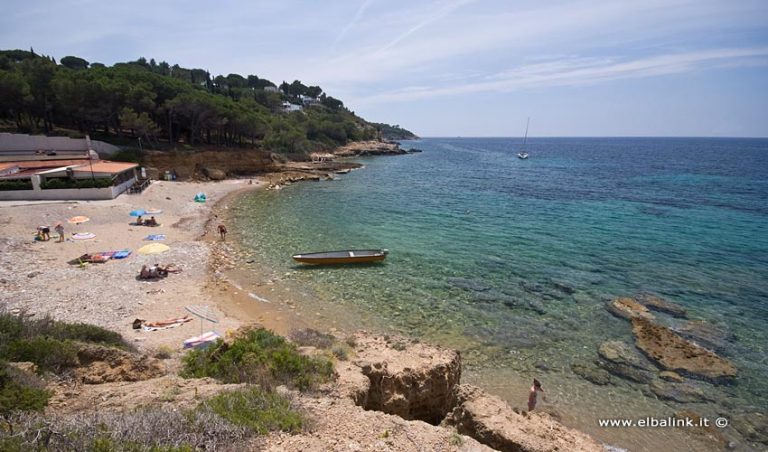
[60,56,89,70]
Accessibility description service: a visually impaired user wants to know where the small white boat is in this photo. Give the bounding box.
[292,249,388,265]
[516,117,530,159]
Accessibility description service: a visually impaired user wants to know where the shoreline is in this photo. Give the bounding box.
[0,172,731,451]
[210,173,733,452]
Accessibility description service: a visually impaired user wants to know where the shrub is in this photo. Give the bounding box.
[0,311,132,352]
[201,387,303,434]
[0,362,52,415]
[0,180,32,191]
[0,408,246,450]
[289,328,334,349]
[181,328,335,391]
[3,338,79,373]
[41,178,113,189]
[49,322,128,349]
[331,345,349,361]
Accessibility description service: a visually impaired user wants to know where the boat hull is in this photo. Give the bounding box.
[292,249,388,265]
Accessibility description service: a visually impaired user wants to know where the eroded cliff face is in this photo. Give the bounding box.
[334,332,604,452]
[336,333,462,425]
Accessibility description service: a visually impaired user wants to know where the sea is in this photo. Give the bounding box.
[231,137,768,451]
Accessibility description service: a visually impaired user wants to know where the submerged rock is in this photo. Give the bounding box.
[606,297,655,321]
[658,371,685,383]
[447,277,492,293]
[648,380,715,403]
[597,341,655,383]
[631,318,737,382]
[674,409,729,447]
[572,363,613,386]
[732,411,768,446]
[675,320,735,354]
[637,293,687,318]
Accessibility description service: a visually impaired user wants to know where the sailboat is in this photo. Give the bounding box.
[517,117,530,159]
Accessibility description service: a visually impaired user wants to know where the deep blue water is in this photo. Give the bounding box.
[233,137,768,429]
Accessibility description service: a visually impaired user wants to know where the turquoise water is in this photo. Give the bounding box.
[233,138,768,447]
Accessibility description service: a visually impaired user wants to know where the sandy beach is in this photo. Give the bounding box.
[0,179,266,353]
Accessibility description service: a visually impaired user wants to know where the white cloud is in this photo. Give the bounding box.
[348,47,768,104]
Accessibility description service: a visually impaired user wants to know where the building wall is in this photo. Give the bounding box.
[0,175,136,201]
[0,133,119,155]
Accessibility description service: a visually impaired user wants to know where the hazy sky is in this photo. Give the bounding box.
[2,0,767,137]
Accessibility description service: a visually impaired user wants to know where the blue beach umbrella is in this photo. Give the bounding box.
[129,209,146,217]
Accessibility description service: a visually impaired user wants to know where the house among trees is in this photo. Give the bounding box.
[0,133,139,201]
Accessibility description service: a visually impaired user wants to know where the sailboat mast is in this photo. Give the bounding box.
[523,117,530,146]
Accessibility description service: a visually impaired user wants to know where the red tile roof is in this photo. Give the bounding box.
[71,161,138,173]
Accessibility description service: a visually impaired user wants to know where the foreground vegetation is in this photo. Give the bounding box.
[0,314,334,450]
[181,327,336,391]
[0,49,414,155]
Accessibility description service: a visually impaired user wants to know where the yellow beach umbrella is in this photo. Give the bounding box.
[68,215,90,224]
[137,243,170,255]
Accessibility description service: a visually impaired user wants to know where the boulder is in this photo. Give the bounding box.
[631,318,737,382]
[202,167,227,180]
[637,293,687,318]
[606,297,655,321]
[443,384,604,452]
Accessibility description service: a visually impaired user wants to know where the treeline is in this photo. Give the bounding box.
[370,123,419,140]
[0,49,390,154]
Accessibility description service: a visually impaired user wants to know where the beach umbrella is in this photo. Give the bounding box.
[185,304,219,336]
[129,209,146,217]
[137,243,170,255]
[68,215,90,224]
[145,208,163,215]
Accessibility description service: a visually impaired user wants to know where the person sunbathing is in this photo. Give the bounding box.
[139,265,153,279]
[146,216,158,226]
[136,216,144,225]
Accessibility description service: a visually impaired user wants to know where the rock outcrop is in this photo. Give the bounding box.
[631,318,737,382]
[335,332,606,451]
[333,140,408,157]
[606,297,655,321]
[637,293,687,318]
[443,384,605,452]
[338,333,461,425]
[74,345,166,384]
[597,340,655,383]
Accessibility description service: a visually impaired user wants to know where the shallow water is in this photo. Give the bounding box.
[233,137,768,450]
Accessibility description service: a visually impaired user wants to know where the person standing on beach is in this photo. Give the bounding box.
[528,378,544,411]
[55,223,64,242]
[217,224,227,241]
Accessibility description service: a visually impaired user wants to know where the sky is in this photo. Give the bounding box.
[2,0,767,137]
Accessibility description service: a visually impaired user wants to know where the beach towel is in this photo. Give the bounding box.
[144,234,166,241]
[113,250,131,259]
[183,331,221,349]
